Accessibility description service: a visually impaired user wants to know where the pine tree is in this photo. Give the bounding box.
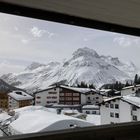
[89,84,95,89]
[134,74,139,84]
[125,81,130,87]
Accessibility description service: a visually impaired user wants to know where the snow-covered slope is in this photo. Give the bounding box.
[8,106,93,135]
[1,47,139,92]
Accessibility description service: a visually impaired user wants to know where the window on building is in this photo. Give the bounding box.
[133,115,137,121]
[73,97,79,101]
[47,96,51,99]
[132,105,137,111]
[115,113,119,118]
[52,96,57,99]
[73,93,79,96]
[88,97,90,100]
[115,104,119,109]
[36,96,41,99]
[65,93,72,96]
[92,111,96,114]
[65,97,72,100]
[110,112,114,117]
[110,104,114,108]
[48,92,57,94]
[86,111,90,114]
[105,103,109,108]
[96,97,99,99]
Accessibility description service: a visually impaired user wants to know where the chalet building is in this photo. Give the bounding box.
[0,79,21,110]
[81,90,103,105]
[82,105,100,115]
[59,85,102,105]
[0,92,9,109]
[100,93,140,125]
[34,86,59,106]
[121,84,140,96]
[8,91,33,110]
[34,85,102,106]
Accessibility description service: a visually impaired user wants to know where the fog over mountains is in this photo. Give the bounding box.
[1,47,139,92]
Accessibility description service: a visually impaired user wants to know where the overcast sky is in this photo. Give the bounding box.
[0,12,140,75]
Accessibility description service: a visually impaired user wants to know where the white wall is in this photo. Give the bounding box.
[81,94,86,104]
[35,87,59,106]
[119,100,132,122]
[121,88,136,96]
[100,100,120,124]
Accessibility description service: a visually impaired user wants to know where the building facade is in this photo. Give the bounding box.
[0,92,9,109]
[59,87,81,105]
[34,85,101,106]
[100,95,140,125]
[8,91,33,110]
[34,86,59,106]
[82,105,100,115]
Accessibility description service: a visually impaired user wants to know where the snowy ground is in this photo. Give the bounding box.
[86,115,101,125]
[0,106,101,137]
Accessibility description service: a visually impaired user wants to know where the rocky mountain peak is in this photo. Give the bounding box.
[72,47,99,59]
[25,62,46,71]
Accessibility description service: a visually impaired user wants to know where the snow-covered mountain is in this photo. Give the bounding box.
[0,79,21,93]
[0,47,139,93]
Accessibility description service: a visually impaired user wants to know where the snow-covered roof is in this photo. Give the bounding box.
[60,85,97,94]
[34,85,98,95]
[121,85,140,90]
[82,105,99,109]
[9,106,93,134]
[100,89,112,92]
[103,96,122,103]
[8,91,33,101]
[34,86,56,94]
[122,85,135,90]
[122,95,140,108]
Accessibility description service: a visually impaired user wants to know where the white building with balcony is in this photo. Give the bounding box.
[100,94,140,125]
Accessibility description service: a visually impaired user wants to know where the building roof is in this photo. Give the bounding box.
[9,106,93,134]
[60,85,97,94]
[101,93,140,108]
[122,85,140,90]
[102,96,122,103]
[34,85,98,95]
[8,90,33,101]
[82,105,99,109]
[33,86,56,94]
[122,95,140,108]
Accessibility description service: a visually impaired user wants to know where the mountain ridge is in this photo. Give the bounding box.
[0,47,139,93]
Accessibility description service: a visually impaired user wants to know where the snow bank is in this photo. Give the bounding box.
[9,106,93,135]
[86,115,101,125]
